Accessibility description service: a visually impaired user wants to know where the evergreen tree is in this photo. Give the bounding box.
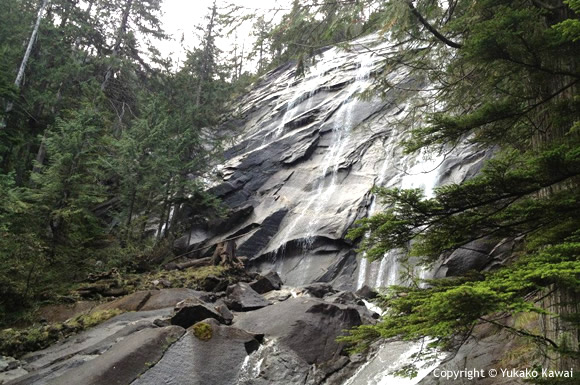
[343,0,580,374]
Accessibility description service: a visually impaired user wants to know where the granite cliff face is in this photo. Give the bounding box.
[176,33,491,289]
[2,34,507,385]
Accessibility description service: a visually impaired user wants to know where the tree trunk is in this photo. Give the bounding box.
[101,0,133,91]
[2,0,50,128]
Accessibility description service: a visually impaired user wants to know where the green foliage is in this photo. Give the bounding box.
[340,242,580,353]
[348,144,580,262]
[0,0,239,326]
[553,1,580,42]
[343,0,580,376]
[121,265,228,293]
[250,0,374,72]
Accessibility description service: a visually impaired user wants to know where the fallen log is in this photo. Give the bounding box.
[175,257,213,270]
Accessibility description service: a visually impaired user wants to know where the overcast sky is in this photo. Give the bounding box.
[160,0,287,70]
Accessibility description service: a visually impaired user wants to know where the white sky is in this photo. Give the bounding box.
[160,0,287,70]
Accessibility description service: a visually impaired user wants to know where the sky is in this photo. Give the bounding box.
[159,0,287,70]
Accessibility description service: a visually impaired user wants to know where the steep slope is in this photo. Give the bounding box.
[176,33,491,289]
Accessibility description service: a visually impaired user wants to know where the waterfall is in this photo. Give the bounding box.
[270,49,342,141]
[344,339,445,385]
[356,141,445,289]
[301,52,375,247]
[356,140,396,290]
[273,50,376,257]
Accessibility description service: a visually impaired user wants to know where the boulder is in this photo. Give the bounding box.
[224,283,271,312]
[301,282,336,298]
[234,297,362,364]
[249,271,283,294]
[132,319,262,385]
[170,297,225,328]
[439,238,498,277]
[326,291,365,306]
[200,275,230,292]
[354,285,378,299]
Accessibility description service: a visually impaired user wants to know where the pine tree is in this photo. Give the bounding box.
[343,0,580,374]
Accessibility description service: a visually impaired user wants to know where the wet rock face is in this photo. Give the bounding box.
[234,297,362,365]
[174,33,490,289]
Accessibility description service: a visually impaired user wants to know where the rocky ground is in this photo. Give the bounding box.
[0,268,381,385]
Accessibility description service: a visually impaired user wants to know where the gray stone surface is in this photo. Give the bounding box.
[170,297,225,328]
[173,32,489,291]
[20,309,171,372]
[417,326,527,385]
[234,297,362,364]
[225,282,271,311]
[131,319,261,385]
[95,288,206,312]
[46,326,184,385]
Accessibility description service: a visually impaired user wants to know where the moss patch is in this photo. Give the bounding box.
[121,265,229,293]
[192,322,213,341]
[0,309,122,358]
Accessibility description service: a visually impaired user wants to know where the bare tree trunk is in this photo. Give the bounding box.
[31,131,47,176]
[2,0,50,128]
[15,0,50,91]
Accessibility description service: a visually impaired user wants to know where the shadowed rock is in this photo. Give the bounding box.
[234,297,362,364]
[171,297,226,328]
[225,283,271,311]
[249,271,283,294]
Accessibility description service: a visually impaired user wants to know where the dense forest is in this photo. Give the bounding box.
[0,0,579,382]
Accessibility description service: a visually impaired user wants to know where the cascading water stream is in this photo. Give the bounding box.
[301,53,376,248]
[356,140,397,290]
[272,51,377,268]
[269,50,342,142]
[356,143,445,289]
[350,149,448,385]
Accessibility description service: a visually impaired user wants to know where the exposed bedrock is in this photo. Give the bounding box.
[5,279,380,385]
[174,33,491,290]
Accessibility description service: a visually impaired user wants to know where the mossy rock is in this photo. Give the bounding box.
[192,322,213,341]
[0,309,122,358]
